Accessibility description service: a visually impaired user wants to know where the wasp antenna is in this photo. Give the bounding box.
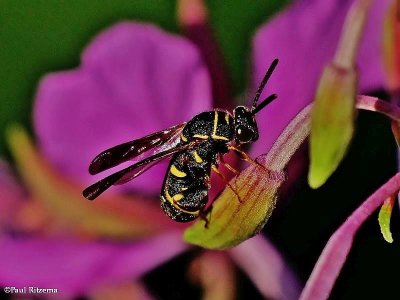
[253,94,277,115]
[251,58,279,111]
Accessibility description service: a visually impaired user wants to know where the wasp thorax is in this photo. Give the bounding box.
[233,106,259,144]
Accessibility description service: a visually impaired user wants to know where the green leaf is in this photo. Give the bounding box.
[378,195,395,243]
[184,105,312,249]
[308,64,357,188]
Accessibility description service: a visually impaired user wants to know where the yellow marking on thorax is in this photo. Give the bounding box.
[212,111,218,136]
[212,135,229,141]
[164,189,200,215]
[193,134,209,139]
[211,111,229,141]
[170,165,187,178]
[193,150,204,163]
[180,132,188,142]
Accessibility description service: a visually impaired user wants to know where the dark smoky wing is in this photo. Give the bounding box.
[113,160,158,185]
[83,140,202,200]
[88,123,186,175]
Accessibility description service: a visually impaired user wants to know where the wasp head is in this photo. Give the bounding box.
[233,106,259,144]
[232,58,279,145]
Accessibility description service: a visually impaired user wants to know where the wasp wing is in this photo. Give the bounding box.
[88,123,186,175]
[83,140,201,200]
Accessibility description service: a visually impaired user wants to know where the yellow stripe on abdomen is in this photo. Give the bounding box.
[193,150,204,163]
[164,189,199,215]
[170,165,187,178]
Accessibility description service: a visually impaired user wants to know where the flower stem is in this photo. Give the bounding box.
[355,95,400,121]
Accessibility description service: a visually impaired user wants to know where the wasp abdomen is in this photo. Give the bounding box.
[160,143,215,222]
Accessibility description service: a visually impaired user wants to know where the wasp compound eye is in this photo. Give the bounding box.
[236,125,254,143]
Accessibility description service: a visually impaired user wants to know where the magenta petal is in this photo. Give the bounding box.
[251,0,391,156]
[34,22,212,194]
[0,231,187,297]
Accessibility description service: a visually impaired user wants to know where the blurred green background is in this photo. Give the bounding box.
[0,0,287,155]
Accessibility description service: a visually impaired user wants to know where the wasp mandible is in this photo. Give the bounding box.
[83,59,280,223]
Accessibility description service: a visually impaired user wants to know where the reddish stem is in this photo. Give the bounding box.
[356,95,400,121]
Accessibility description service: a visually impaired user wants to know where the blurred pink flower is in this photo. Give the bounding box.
[0,230,187,297]
[0,21,299,299]
[0,157,189,297]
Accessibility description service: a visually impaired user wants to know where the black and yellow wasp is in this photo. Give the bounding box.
[83,59,279,223]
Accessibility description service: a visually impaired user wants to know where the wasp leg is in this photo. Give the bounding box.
[219,155,240,175]
[211,165,242,203]
[219,155,240,192]
[228,146,286,183]
[228,146,265,169]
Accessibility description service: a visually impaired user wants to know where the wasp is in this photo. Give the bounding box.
[83,59,279,224]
